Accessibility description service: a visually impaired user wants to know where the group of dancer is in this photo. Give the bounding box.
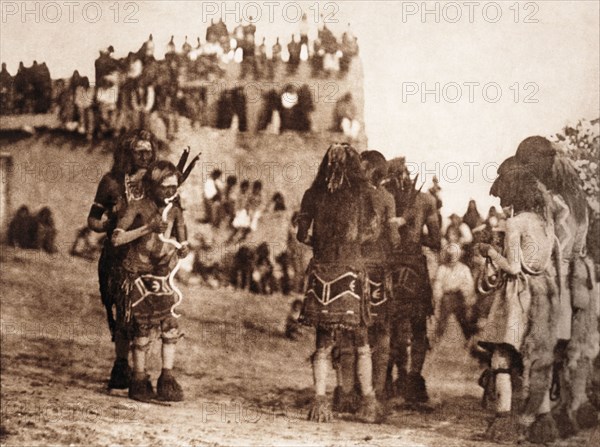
[297,143,441,423]
[87,130,598,442]
[87,129,197,402]
[479,137,599,443]
[297,138,598,443]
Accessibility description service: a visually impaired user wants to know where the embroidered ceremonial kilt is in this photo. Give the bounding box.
[122,270,179,328]
[365,263,394,325]
[300,260,370,329]
[389,253,434,319]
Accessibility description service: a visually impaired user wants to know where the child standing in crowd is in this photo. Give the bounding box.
[202,169,223,226]
[112,160,190,402]
[229,179,251,243]
[218,175,238,227]
[73,76,95,140]
[247,180,264,233]
[432,242,478,344]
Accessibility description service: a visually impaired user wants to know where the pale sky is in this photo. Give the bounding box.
[1,0,599,215]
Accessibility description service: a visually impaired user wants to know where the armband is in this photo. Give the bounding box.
[88,203,105,220]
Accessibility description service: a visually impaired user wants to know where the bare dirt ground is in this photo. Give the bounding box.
[1,248,597,446]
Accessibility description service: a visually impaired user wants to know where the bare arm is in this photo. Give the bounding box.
[112,225,153,247]
[87,213,108,233]
[487,218,521,275]
[385,192,401,250]
[88,175,117,233]
[296,189,314,245]
[111,205,161,247]
[174,208,188,243]
[174,213,191,258]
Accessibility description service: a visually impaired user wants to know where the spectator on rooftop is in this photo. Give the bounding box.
[0,63,13,114]
[166,36,176,56]
[269,37,282,79]
[287,35,301,75]
[299,13,309,46]
[182,36,192,55]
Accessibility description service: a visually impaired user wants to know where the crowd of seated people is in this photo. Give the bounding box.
[7,205,58,254]
[202,169,271,242]
[0,19,359,140]
[192,169,312,296]
[228,227,306,297]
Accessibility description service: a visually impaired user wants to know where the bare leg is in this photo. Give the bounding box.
[355,328,382,423]
[528,390,558,443]
[356,345,374,397]
[370,325,390,401]
[493,349,512,413]
[157,334,184,402]
[485,347,521,443]
[132,337,149,379]
[129,336,156,401]
[308,328,334,422]
[333,331,358,413]
[162,342,175,370]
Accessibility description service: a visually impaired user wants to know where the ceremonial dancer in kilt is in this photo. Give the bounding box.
[87,130,158,390]
[112,160,190,402]
[331,150,400,417]
[361,151,401,406]
[384,157,441,405]
[297,143,383,423]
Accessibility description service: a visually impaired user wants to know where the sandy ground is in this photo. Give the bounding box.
[1,248,597,446]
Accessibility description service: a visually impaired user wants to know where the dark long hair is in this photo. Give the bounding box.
[547,156,587,222]
[111,129,158,178]
[310,143,369,194]
[309,143,373,244]
[360,150,388,185]
[492,165,547,217]
[515,136,586,222]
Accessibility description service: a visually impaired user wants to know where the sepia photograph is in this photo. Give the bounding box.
[0,1,599,445]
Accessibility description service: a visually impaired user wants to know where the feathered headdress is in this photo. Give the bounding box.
[175,146,201,185]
